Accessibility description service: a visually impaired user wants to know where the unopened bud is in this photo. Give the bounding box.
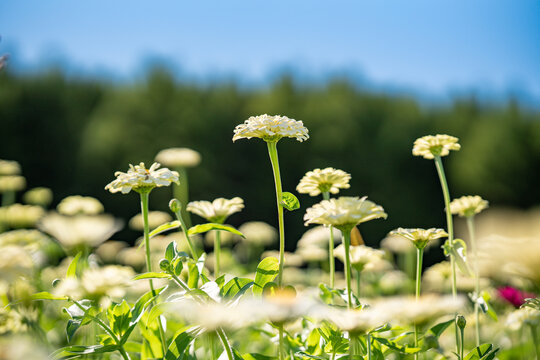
[159,259,170,271]
[169,199,182,213]
[456,315,466,329]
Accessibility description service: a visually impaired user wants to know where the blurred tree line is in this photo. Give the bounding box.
[1,67,539,264]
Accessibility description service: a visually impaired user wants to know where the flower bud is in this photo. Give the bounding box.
[159,259,170,271]
[169,199,182,213]
[456,315,467,329]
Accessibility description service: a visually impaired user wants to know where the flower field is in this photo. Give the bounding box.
[0,115,539,360]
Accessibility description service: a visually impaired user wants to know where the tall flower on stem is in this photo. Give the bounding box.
[105,162,179,355]
[297,167,351,287]
[390,227,448,360]
[450,195,488,346]
[413,134,461,355]
[234,114,308,360]
[187,197,244,277]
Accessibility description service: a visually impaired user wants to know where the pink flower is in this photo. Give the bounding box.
[497,286,536,308]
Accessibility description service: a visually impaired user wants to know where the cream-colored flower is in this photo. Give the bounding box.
[379,270,410,294]
[205,230,235,246]
[0,176,26,192]
[232,114,309,143]
[0,336,48,360]
[390,228,448,250]
[316,305,391,334]
[187,197,244,224]
[380,234,415,253]
[237,221,277,246]
[0,229,52,267]
[0,204,45,228]
[423,261,486,293]
[450,195,489,218]
[95,241,129,264]
[296,168,351,196]
[155,147,201,168]
[0,160,21,176]
[0,245,34,283]
[412,134,461,159]
[57,195,104,215]
[38,213,122,249]
[22,187,53,207]
[295,246,328,263]
[260,252,303,267]
[334,244,385,271]
[129,211,172,231]
[0,308,28,335]
[298,225,342,248]
[505,307,540,331]
[105,162,179,194]
[304,196,387,230]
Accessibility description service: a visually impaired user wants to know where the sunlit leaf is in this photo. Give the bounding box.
[134,272,172,280]
[280,192,300,211]
[149,220,181,238]
[31,291,68,301]
[66,252,82,278]
[253,257,279,296]
[188,223,244,237]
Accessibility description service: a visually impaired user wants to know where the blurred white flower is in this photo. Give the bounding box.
[304,196,387,230]
[422,261,484,293]
[298,225,342,249]
[380,234,415,253]
[296,168,351,196]
[0,309,28,335]
[237,221,277,246]
[0,245,34,283]
[412,134,461,159]
[57,195,104,215]
[334,244,385,272]
[505,306,540,331]
[379,270,410,294]
[0,204,45,228]
[105,162,179,194]
[155,147,201,168]
[295,246,328,263]
[390,228,448,250]
[261,252,303,268]
[205,230,235,246]
[22,187,53,207]
[39,213,122,249]
[316,305,390,334]
[232,114,309,143]
[0,335,48,360]
[0,160,21,176]
[129,210,172,231]
[95,241,129,264]
[187,197,244,224]
[0,176,26,193]
[450,195,489,218]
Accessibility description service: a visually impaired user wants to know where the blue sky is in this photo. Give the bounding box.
[1,0,539,101]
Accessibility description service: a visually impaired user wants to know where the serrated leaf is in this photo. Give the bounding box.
[188,223,244,237]
[134,272,172,280]
[280,192,300,211]
[66,252,82,278]
[31,291,68,301]
[253,257,279,296]
[149,220,181,238]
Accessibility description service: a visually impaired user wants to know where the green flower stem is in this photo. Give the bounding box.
[414,247,424,360]
[171,203,198,260]
[349,332,361,358]
[466,216,481,346]
[342,229,353,309]
[174,167,192,229]
[531,323,540,360]
[267,141,285,287]
[433,156,459,356]
[356,269,362,298]
[71,300,130,360]
[214,230,221,278]
[2,190,15,206]
[322,191,336,288]
[278,326,285,360]
[139,192,167,356]
[367,333,372,360]
[459,323,465,360]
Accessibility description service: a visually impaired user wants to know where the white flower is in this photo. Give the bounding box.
[296,168,351,196]
[423,261,484,293]
[38,213,122,249]
[304,196,387,230]
[57,195,104,216]
[379,270,410,294]
[316,305,390,334]
[22,187,53,207]
[412,134,461,159]
[155,147,202,168]
[187,197,244,223]
[0,204,45,228]
[129,211,172,231]
[237,221,277,246]
[450,195,489,217]
[105,162,179,194]
[295,246,328,263]
[0,176,26,192]
[0,245,34,283]
[232,114,309,143]
[380,234,414,253]
[95,241,129,264]
[390,228,448,250]
[0,160,21,176]
[298,225,342,248]
[334,244,385,271]
[505,307,540,331]
[260,252,303,267]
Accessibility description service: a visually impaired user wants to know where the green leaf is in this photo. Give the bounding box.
[294,352,326,359]
[149,220,181,238]
[253,257,279,296]
[477,291,498,321]
[443,239,472,277]
[221,277,254,299]
[372,336,420,354]
[280,192,300,211]
[165,241,177,262]
[51,345,118,360]
[464,343,499,360]
[172,258,184,277]
[244,354,276,360]
[134,272,172,280]
[426,318,455,339]
[106,300,132,336]
[66,319,81,343]
[31,291,68,301]
[66,252,82,278]
[187,262,199,289]
[188,223,244,237]
[164,331,194,360]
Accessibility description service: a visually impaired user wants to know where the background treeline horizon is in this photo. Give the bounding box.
[1,67,539,266]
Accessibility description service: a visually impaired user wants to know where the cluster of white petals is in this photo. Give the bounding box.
[155,147,202,168]
[505,306,540,331]
[57,195,104,216]
[22,187,53,206]
[0,176,26,192]
[232,114,309,143]
[390,228,448,250]
[412,134,461,159]
[449,195,489,218]
[296,167,351,196]
[304,196,387,230]
[237,221,277,246]
[298,225,342,248]
[334,244,385,271]
[0,160,21,176]
[0,204,45,228]
[129,211,172,231]
[187,197,244,224]
[105,162,179,194]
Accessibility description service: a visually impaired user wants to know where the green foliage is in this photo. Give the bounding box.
[464,344,499,360]
[280,192,300,211]
[253,257,280,296]
[188,223,244,237]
